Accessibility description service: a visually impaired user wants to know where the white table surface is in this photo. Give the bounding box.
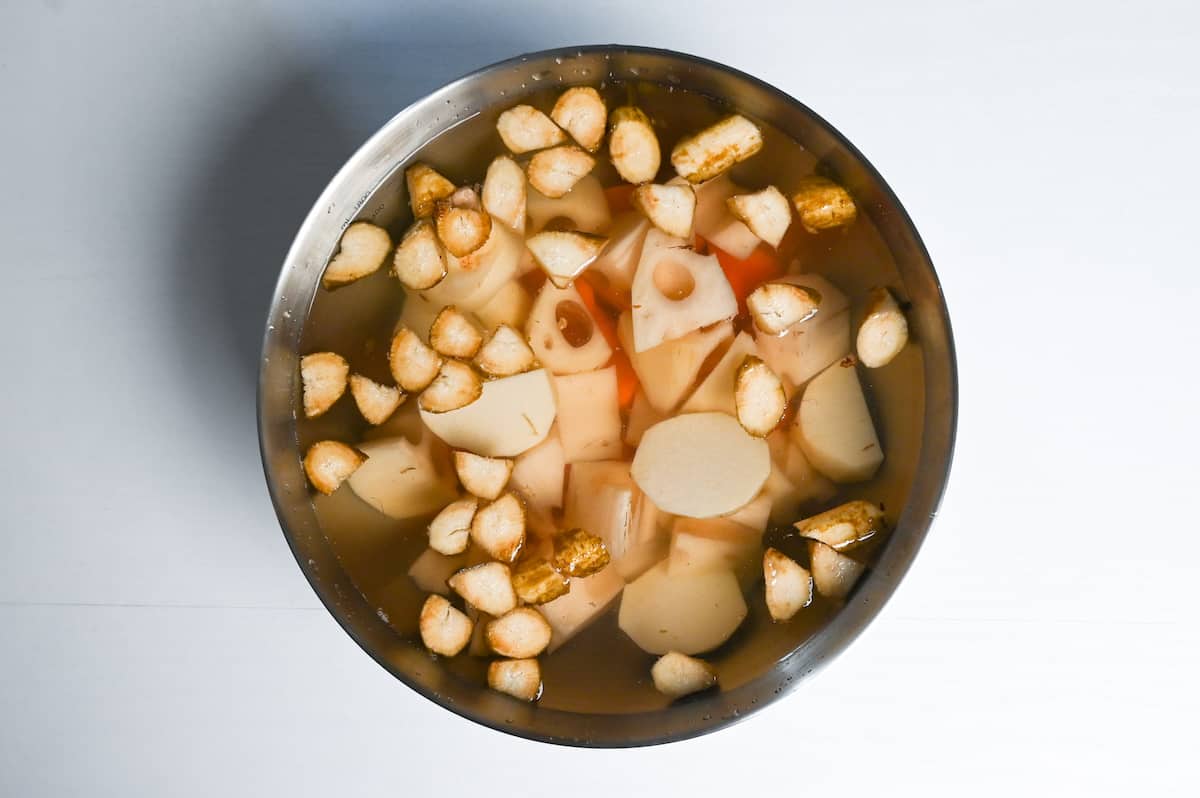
[3,1,1197,795]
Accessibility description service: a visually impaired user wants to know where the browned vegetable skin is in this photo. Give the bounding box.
[321,222,392,289]
[406,163,456,219]
[302,440,366,495]
[551,528,611,578]
[608,106,660,184]
[300,352,348,418]
[791,175,857,233]
[348,374,405,425]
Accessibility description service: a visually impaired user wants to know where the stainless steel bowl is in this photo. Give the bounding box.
[258,44,957,747]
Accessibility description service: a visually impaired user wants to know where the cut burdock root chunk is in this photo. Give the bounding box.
[454,451,514,500]
[448,562,517,616]
[856,287,909,368]
[727,185,791,248]
[551,528,611,578]
[427,496,478,555]
[389,327,443,392]
[552,87,607,151]
[429,305,484,359]
[419,359,483,413]
[322,222,391,289]
[651,651,718,698]
[303,440,366,495]
[511,556,570,605]
[434,201,492,258]
[792,176,857,233]
[348,374,405,425]
[497,105,566,154]
[747,282,821,336]
[609,106,661,184]
[392,220,447,290]
[406,163,456,219]
[527,145,596,199]
[486,608,553,658]
[734,355,787,437]
[526,230,608,287]
[418,594,474,657]
[474,324,536,377]
[300,352,348,418]
[763,547,813,621]
[482,155,527,232]
[808,540,865,600]
[794,500,886,550]
[470,492,526,562]
[633,182,696,239]
[487,658,542,701]
[671,115,763,183]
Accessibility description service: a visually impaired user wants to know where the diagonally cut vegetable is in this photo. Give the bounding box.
[618,561,747,654]
[539,566,625,652]
[419,594,474,656]
[633,182,696,238]
[792,175,857,233]
[409,547,469,595]
[651,651,718,698]
[679,331,758,416]
[551,86,607,152]
[448,561,517,616]
[511,555,570,605]
[454,451,513,501]
[693,175,760,259]
[303,441,365,495]
[474,280,532,331]
[727,186,791,248]
[608,106,660,184]
[552,367,622,462]
[796,358,883,483]
[671,114,763,183]
[620,313,733,414]
[526,174,612,235]
[497,105,565,154]
[428,496,477,555]
[470,491,526,562]
[420,368,556,457]
[624,388,665,447]
[421,222,524,311]
[392,220,448,290]
[721,493,771,533]
[482,155,527,233]
[474,324,536,377]
[856,287,909,368]
[747,282,821,335]
[808,540,865,600]
[322,222,391,289]
[349,374,404,426]
[589,211,650,294]
[429,305,483,358]
[526,230,608,288]
[527,145,596,199]
[487,658,542,701]
[418,359,483,413]
[486,608,553,658]
[347,435,457,519]
[434,201,492,258]
[406,163,456,218]
[389,326,443,392]
[734,355,787,437]
[668,516,763,589]
[525,281,613,374]
[754,274,851,391]
[551,528,611,578]
[509,427,565,511]
[300,352,348,418]
[563,460,665,582]
[794,499,886,550]
[631,412,770,518]
[763,548,812,621]
[630,228,737,352]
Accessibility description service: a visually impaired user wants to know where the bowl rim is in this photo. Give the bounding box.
[258,43,958,747]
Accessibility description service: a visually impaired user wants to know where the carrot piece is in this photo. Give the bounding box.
[710,240,786,316]
[574,278,619,347]
[604,184,636,215]
[576,277,638,408]
[612,350,638,409]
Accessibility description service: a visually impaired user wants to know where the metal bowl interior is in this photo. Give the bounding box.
[258,44,957,747]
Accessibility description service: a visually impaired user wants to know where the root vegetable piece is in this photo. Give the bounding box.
[419,368,556,457]
[624,388,665,447]
[448,562,517,616]
[392,220,448,290]
[470,492,526,562]
[727,186,791,248]
[418,594,474,656]
[794,499,886,550]
[633,182,697,239]
[389,327,443,392]
[809,540,865,600]
[488,658,542,701]
[527,145,596,199]
[475,280,532,331]
[526,230,608,288]
[796,359,883,483]
[427,496,478,555]
[486,608,553,658]
[454,451,514,501]
[497,104,565,154]
[856,287,909,368]
[397,292,443,344]
[563,461,664,582]
[762,436,837,526]
[763,548,812,621]
[525,282,612,374]
[434,202,492,258]
[552,367,622,462]
[792,175,857,233]
[474,323,536,378]
[591,212,651,294]
[668,516,762,590]
[526,174,612,235]
[629,228,737,352]
[482,155,527,232]
[348,435,458,519]
[422,223,523,311]
[322,222,391,289]
[540,566,625,652]
[449,185,482,210]
[300,352,349,418]
[722,493,771,534]
[510,430,565,511]
[618,562,747,655]
[429,305,483,359]
[747,282,821,336]
[618,312,732,413]
[609,106,660,184]
[632,412,770,518]
[671,114,763,183]
[409,547,469,595]
[467,606,493,657]
[552,528,611,578]
[303,441,365,495]
[419,359,483,413]
[349,374,405,425]
[652,651,718,698]
[551,87,607,152]
[754,274,851,390]
[406,163,456,219]
[692,175,760,259]
[735,355,787,437]
[680,331,758,416]
[511,555,570,605]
